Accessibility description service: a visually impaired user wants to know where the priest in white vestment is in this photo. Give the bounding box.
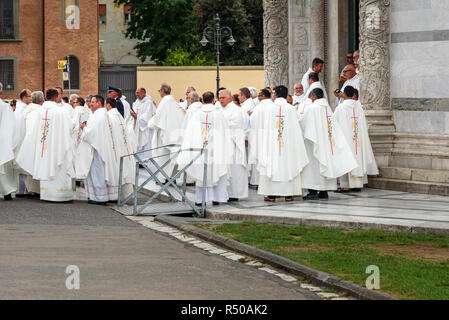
[298,72,328,119]
[248,89,273,188]
[179,86,196,111]
[0,87,18,201]
[55,87,75,118]
[218,89,248,201]
[21,91,45,195]
[80,95,119,205]
[332,86,378,190]
[292,83,305,109]
[300,88,358,200]
[256,86,309,202]
[148,83,184,181]
[301,58,325,94]
[130,88,156,160]
[14,89,31,196]
[106,98,137,199]
[182,91,203,128]
[72,97,94,180]
[335,64,360,106]
[16,89,74,202]
[119,89,131,122]
[177,91,232,205]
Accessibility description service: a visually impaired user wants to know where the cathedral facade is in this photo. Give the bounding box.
[263,0,449,195]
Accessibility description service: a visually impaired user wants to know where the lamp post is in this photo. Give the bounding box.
[200,13,236,95]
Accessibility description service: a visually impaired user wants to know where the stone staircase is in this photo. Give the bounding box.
[366,111,449,196]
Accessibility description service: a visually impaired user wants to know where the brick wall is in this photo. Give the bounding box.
[1,0,98,100]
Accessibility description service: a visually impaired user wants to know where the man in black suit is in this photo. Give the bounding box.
[107,86,125,118]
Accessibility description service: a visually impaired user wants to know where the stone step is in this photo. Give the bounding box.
[379,167,449,184]
[389,153,449,170]
[368,177,449,196]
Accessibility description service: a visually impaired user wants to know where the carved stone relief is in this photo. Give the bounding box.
[359,0,391,110]
[263,0,289,88]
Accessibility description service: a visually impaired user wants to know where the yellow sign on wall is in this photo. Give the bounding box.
[58,60,68,70]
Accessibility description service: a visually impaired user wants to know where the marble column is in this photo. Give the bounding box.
[326,0,340,108]
[288,0,311,91]
[310,0,325,64]
[359,0,391,111]
[263,0,289,88]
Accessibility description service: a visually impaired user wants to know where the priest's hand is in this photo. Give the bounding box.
[130,112,137,120]
[80,123,86,130]
[247,110,253,116]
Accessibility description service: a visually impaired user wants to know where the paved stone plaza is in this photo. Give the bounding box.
[136,169,449,235]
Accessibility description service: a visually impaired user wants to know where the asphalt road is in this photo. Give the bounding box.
[0,198,317,300]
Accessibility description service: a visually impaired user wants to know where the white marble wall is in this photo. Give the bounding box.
[390,0,449,133]
[391,0,449,99]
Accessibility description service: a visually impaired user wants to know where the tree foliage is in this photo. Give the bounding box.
[114,0,263,66]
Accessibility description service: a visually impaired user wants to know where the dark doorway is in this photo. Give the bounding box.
[99,66,137,102]
[348,0,360,52]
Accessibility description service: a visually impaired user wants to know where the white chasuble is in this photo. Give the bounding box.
[82,108,119,202]
[0,98,18,196]
[221,102,248,199]
[178,104,232,203]
[257,98,309,197]
[16,101,74,202]
[300,98,358,191]
[72,106,94,180]
[248,100,274,186]
[130,95,156,159]
[148,95,185,179]
[108,108,137,198]
[333,99,378,188]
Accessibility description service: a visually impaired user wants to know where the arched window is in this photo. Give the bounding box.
[63,55,80,90]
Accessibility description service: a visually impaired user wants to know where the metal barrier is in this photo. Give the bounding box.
[117,144,208,217]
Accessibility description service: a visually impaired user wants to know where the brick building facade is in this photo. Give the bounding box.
[0,0,99,100]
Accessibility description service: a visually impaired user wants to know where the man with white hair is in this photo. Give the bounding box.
[179,85,196,111]
[25,91,44,115]
[0,82,18,201]
[69,94,79,109]
[148,83,185,180]
[248,87,259,106]
[292,83,305,108]
[183,91,203,127]
[218,89,248,201]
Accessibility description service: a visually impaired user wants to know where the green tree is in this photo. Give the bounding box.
[115,0,264,66]
[114,0,197,64]
[194,0,263,65]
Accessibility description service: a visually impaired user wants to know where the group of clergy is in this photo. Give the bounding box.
[0,60,378,205]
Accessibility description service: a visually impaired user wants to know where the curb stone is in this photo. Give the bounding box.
[154,215,398,301]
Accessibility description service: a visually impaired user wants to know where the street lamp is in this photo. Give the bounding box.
[200,13,236,94]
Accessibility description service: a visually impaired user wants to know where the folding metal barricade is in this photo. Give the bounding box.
[117,144,208,217]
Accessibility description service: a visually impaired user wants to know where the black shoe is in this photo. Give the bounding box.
[88,200,107,206]
[303,193,319,201]
[352,188,362,193]
[228,198,239,202]
[195,202,202,207]
[318,191,329,200]
[285,196,294,202]
[15,194,26,198]
[4,194,13,201]
[212,201,220,206]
